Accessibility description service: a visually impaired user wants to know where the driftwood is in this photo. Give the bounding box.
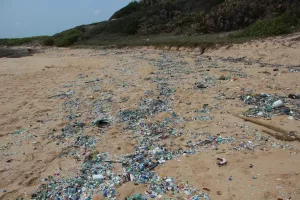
[262,129,299,142]
[233,114,300,142]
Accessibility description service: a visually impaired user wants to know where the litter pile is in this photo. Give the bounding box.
[30,53,214,200]
[240,93,300,120]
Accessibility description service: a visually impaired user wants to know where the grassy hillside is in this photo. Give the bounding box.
[1,0,300,47]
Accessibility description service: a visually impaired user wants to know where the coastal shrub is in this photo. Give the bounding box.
[240,14,297,37]
[43,37,55,46]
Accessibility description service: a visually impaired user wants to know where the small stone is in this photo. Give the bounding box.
[288,94,300,99]
[217,191,222,195]
[88,96,95,100]
[219,75,226,80]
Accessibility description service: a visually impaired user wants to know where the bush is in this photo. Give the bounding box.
[0,36,49,46]
[55,35,78,47]
[240,14,297,37]
[6,38,34,46]
[43,37,55,46]
[121,12,143,34]
[54,29,83,47]
[0,39,8,46]
[103,13,142,35]
[84,22,108,38]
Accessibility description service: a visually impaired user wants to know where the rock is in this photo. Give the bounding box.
[194,82,207,89]
[217,191,222,195]
[88,96,95,100]
[288,94,300,99]
[219,75,226,80]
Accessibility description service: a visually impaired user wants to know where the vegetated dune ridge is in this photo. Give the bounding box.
[0,33,300,200]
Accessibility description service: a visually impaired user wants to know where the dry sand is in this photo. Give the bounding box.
[1,33,300,200]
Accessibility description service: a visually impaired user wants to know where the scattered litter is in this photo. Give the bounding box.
[241,93,299,119]
[194,82,207,89]
[48,90,75,99]
[13,128,26,135]
[288,94,300,99]
[288,66,300,72]
[272,100,284,108]
[92,117,111,127]
[217,158,227,166]
[93,174,104,180]
[9,50,298,200]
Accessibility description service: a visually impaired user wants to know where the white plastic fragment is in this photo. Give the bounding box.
[130,174,135,181]
[92,174,104,180]
[272,100,283,108]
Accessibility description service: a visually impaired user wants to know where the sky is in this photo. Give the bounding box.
[0,0,132,38]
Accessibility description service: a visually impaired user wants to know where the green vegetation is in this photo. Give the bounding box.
[0,36,49,46]
[240,14,299,37]
[75,33,251,48]
[110,1,141,20]
[1,0,300,48]
[43,37,55,46]
[0,39,8,46]
[54,29,83,47]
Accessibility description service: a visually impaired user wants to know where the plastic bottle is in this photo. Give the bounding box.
[272,100,283,108]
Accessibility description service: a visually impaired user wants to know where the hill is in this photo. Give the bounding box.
[1,0,300,47]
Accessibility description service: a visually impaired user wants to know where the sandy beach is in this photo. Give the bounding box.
[1,33,300,200]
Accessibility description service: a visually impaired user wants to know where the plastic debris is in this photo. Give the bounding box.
[92,117,110,127]
[93,174,104,180]
[217,158,227,166]
[241,93,299,120]
[272,100,284,108]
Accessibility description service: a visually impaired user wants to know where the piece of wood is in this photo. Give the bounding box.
[233,114,288,133]
[233,114,299,142]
